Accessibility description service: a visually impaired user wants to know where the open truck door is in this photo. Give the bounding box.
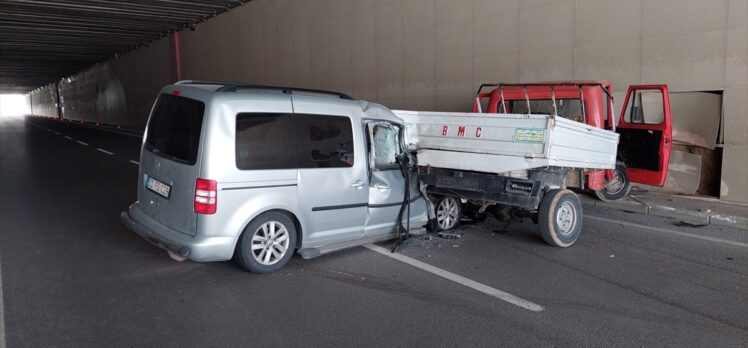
[616,85,672,186]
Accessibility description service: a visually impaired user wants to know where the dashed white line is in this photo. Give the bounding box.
[129,160,140,165]
[76,141,88,146]
[53,132,61,135]
[586,215,748,248]
[363,244,544,312]
[96,148,114,155]
[0,252,5,348]
[64,136,73,140]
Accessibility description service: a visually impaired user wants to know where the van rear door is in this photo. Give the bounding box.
[616,85,672,186]
[138,92,206,236]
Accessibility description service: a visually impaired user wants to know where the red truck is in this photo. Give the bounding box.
[473,81,672,201]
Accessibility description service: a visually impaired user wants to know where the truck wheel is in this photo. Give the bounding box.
[594,164,631,202]
[538,189,582,247]
[434,195,461,231]
[235,212,297,273]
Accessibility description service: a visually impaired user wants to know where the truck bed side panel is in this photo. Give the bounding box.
[396,110,618,174]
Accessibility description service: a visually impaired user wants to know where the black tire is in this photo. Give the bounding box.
[433,195,462,231]
[594,163,631,202]
[538,189,582,247]
[235,211,297,273]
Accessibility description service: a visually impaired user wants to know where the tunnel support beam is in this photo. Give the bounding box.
[173,32,182,82]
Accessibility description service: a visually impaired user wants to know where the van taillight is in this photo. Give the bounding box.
[194,178,217,214]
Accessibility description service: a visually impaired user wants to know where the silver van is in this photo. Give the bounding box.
[121,80,428,273]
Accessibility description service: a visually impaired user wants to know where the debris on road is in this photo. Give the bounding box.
[437,232,461,240]
[673,220,708,228]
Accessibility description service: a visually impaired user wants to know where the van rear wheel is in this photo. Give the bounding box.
[235,212,297,273]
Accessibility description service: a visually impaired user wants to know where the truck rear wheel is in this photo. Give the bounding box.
[538,189,582,247]
[434,195,461,231]
[594,164,631,202]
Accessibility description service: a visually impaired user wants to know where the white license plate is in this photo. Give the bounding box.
[145,175,171,199]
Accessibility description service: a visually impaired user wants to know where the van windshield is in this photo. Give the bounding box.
[145,93,205,165]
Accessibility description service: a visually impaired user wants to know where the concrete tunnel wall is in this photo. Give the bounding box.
[26,0,748,202]
[28,37,175,129]
[28,84,58,118]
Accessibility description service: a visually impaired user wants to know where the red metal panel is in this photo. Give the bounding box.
[173,32,182,81]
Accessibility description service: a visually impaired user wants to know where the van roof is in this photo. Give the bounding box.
[171,80,354,100]
[160,80,403,124]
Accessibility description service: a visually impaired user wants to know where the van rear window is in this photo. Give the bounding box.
[145,93,205,165]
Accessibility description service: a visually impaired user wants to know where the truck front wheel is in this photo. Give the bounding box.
[538,189,582,247]
[594,164,631,202]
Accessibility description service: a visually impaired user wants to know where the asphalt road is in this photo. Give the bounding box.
[1,116,746,347]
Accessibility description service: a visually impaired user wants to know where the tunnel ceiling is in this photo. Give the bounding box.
[0,0,249,93]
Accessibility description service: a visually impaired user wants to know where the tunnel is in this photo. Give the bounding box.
[0,1,747,347]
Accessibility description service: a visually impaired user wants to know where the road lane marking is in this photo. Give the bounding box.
[85,125,142,139]
[64,136,72,140]
[76,141,88,146]
[96,148,114,155]
[363,244,544,312]
[586,215,748,248]
[129,160,140,165]
[0,253,6,348]
[53,132,61,135]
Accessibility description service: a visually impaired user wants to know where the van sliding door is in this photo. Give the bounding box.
[291,96,369,245]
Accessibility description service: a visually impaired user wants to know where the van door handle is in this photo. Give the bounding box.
[351,181,365,189]
[374,183,390,190]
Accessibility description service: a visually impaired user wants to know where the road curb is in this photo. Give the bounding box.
[596,200,650,214]
[648,205,710,225]
[710,214,748,229]
[581,195,748,231]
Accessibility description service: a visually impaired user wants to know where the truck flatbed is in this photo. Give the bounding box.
[396,110,619,175]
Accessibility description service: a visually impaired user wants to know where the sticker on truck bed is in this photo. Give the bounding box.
[513,128,545,143]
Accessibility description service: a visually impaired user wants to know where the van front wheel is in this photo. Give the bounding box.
[434,195,462,231]
[235,212,297,273]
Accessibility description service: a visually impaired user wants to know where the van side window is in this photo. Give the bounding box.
[369,123,402,170]
[296,114,355,168]
[235,113,354,170]
[235,113,298,170]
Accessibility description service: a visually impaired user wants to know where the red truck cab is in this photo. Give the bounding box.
[473,81,672,201]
